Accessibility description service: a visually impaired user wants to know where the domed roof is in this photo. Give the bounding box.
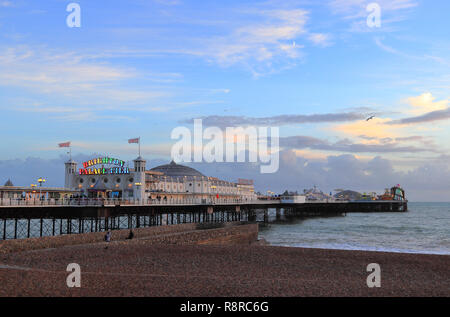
[150,161,204,177]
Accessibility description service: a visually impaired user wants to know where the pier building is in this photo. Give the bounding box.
[0,179,77,202]
[66,156,257,203]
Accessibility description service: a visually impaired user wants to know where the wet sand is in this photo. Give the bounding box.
[0,240,448,297]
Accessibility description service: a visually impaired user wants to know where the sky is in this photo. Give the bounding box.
[0,0,449,201]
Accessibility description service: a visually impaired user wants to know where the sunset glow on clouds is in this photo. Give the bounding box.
[407,93,448,115]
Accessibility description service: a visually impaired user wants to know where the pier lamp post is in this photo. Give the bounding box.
[135,182,142,205]
[38,177,46,201]
[30,184,36,202]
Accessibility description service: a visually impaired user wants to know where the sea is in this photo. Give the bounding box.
[258,202,450,255]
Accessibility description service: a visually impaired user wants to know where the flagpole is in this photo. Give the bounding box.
[139,137,141,157]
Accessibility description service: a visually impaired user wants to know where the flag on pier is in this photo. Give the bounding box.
[58,141,71,148]
[59,141,72,160]
[128,137,141,156]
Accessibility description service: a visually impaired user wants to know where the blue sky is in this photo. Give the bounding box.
[0,0,449,200]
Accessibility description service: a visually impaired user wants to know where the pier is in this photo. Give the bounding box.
[0,198,407,240]
[0,158,409,241]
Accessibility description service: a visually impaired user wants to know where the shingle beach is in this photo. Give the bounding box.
[0,229,448,297]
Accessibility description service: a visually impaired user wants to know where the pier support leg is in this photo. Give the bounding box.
[276,208,281,220]
[247,210,254,222]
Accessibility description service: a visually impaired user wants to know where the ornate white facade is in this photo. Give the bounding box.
[65,158,257,202]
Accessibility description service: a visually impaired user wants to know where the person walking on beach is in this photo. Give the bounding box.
[126,230,134,240]
[104,231,111,249]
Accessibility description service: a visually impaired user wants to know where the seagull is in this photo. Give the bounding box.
[366,115,375,121]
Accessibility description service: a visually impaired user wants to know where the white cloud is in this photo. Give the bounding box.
[79,5,335,77]
[374,38,450,71]
[0,47,131,86]
[406,93,448,115]
[191,9,309,76]
[0,46,169,111]
[0,1,13,7]
[308,33,332,47]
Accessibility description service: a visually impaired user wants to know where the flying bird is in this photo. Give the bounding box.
[366,115,375,121]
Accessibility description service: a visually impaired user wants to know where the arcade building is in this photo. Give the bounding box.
[66,156,257,202]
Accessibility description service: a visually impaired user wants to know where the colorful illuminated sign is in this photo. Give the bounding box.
[82,157,125,169]
[80,157,129,175]
[79,167,130,175]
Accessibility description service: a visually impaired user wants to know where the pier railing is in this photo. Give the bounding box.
[0,197,406,208]
[0,197,279,207]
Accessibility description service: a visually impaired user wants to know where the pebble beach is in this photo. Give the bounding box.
[0,234,448,297]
